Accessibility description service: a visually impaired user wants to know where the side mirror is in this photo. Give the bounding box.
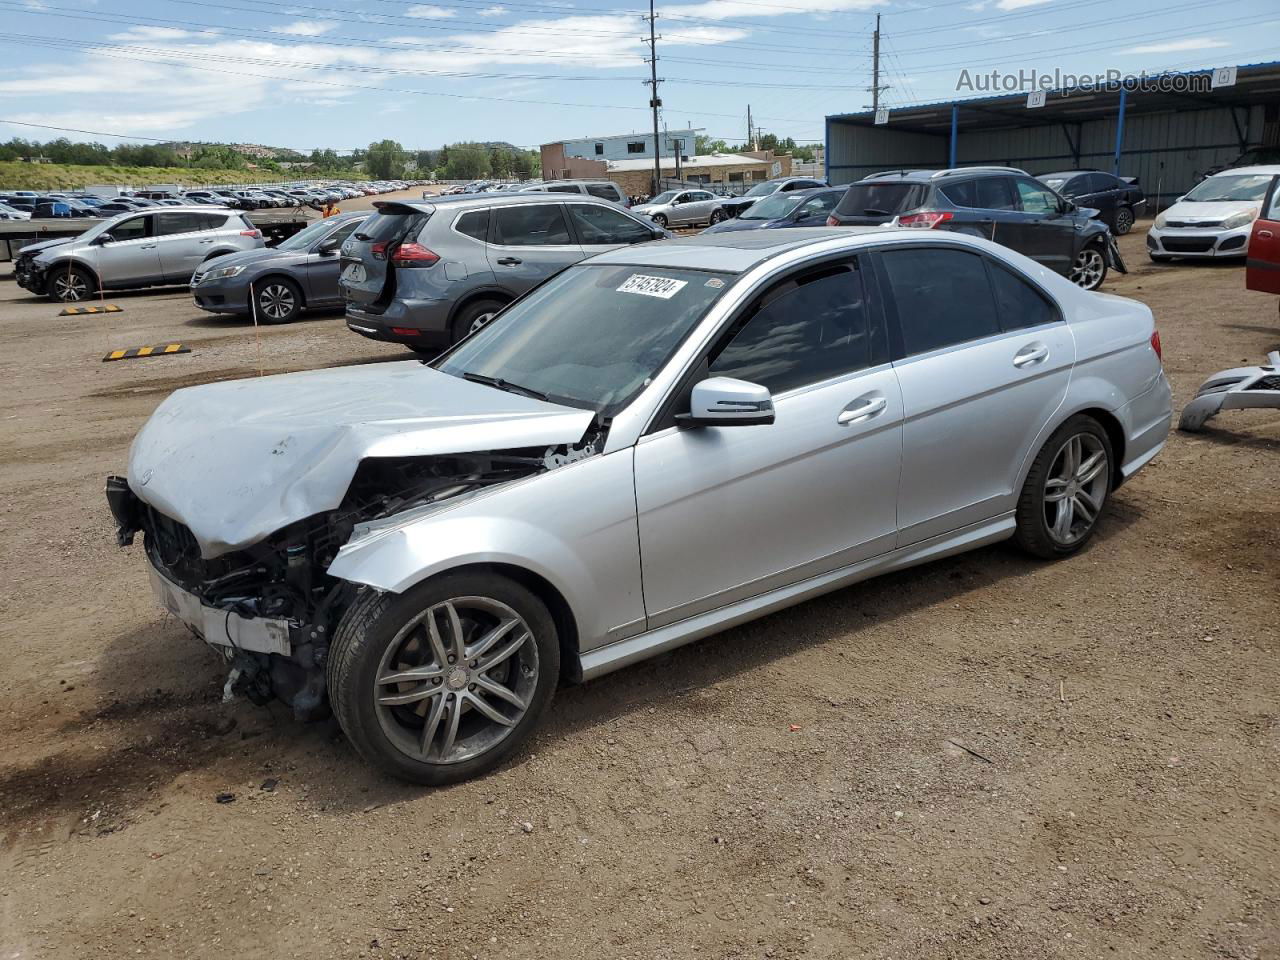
[676,377,775,427]
[316,236,343,255]
[92,233,114,246]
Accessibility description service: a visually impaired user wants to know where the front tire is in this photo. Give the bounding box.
[709,209,727,225]
[1069,243,1108,290]
[1014,415,1114,559]
[48,265,96,303]
[253,277,302,324]
[328,572,560,785]
[651,213,668,228]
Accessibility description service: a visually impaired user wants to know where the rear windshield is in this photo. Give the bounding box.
[835,182,925,217]
[357,210,429,243]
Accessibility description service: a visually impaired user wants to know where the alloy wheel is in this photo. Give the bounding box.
[652,214,667,227]
[469,311,496,335]
[710,210,726,224]
[373,597,538,765]
[1113,208,1134,235]
[1069,247,1106,289]
[53,272,88,301]
[258,283,295,321]
[1042,432,1108,546]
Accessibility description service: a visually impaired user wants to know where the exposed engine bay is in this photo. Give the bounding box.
[107,427,605,719]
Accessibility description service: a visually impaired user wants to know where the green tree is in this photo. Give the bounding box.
[443,143,490,180]
[366,139,406,179]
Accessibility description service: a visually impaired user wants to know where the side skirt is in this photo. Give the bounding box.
[578,513,1016,682]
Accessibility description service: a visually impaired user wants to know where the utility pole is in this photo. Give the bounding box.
[644,0,663,197]
[747,104,753,150]
[870,13,889,111]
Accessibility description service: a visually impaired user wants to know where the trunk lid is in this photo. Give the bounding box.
[339,202,432,314]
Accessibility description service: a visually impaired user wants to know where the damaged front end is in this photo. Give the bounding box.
[1178,350,1280,432]
[106,433,603,719]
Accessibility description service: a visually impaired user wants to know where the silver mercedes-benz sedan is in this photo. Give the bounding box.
[107,228,1172,784]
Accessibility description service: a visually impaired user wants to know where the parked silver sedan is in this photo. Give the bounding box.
[632,188,729,228]
[108,228,1171,784]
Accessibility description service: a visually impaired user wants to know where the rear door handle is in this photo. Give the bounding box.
[1013,343,1049,368]
[1259,230,1275,239]
[496,257,522,265]
[837,395,887,425]
[198,238,214,244]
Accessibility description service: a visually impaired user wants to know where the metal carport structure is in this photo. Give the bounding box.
[824,61,1280,205]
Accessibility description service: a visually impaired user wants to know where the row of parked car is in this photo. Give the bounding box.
[0,179,424,220]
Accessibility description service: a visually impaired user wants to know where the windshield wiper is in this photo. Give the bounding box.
[461,371,549,402]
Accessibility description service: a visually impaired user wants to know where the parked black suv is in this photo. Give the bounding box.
[827,167,1123,290]
[1037,170,1145,235]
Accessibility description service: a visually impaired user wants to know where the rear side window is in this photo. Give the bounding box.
[547,185,581,194]
[155,212,208,235]
[585,183,621,201]
[989,261,1059,331]
[835,182,925,217]
[708,260,875,394]
[491,205,572,245]
[879,247,999,355]
[455,209,489,241]
[941,177,1016,210]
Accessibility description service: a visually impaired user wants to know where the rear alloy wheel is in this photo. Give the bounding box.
[451,297,505,344]
[1014,415,1113,558]
[328,572,559,784]
[1112,206,1134,235]
[651,213,668,228]
[1069,244,1107,291]
[254,278,302,324]
[49,265,96,303]
[709,209,727,225]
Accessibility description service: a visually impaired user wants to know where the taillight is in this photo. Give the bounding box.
[826,214,839,226]
[240,229,261,238]
[1150,329,1162,362]
[897,211,953,229]
[391,242,440,268]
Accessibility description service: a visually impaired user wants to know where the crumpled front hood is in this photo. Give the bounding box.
[128,361,595,558]
[1162,200,1258,222]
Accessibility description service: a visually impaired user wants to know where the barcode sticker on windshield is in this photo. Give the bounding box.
[617,274,688,299]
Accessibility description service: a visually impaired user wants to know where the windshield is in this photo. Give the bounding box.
[435,264,732,417]
[276,217,353,251]
[1041,177,1067,191]
[1184,174,1273,203]
[741,193,805,220]
[649,191,677,204]
[743,181,780,198]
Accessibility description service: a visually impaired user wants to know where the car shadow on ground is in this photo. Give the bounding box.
[0,496,1146,825]
[181,307,345,329]
[1187,421,1280,452]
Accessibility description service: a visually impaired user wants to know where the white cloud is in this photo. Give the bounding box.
[477,5,507,15]
[994,0,1051,9]
[405,4,458,17]
[271,20,336,37]
[664,0,879,19]
[1121,37,1230,54]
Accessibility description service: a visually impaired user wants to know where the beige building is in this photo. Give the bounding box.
[541,143,793,196]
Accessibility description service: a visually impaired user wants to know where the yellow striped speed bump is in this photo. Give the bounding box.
[102,343,191,363]
[61,304,123,316]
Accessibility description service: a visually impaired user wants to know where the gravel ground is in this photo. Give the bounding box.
[0,211,1277,960]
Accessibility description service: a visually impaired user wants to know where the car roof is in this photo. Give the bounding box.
[1214,165,1280,176]
[586,226,895,272]
[374,193,621,214]
[1038,170,1104,179]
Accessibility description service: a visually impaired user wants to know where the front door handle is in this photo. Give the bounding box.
[198,238,214,244]
[141,243,158,249]
[495,256,522,266]
[1013,343,1049,368]
[1259,229,1275,239]
[837,395,887,425]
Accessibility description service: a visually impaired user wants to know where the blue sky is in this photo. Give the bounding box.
[0,0,1275,152]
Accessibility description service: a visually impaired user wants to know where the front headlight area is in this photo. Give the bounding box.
[200,264,247,282]
[1222,209,1259,231]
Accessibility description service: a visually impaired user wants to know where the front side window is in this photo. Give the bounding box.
[708,260,874,395]
[797,193,840,217]
[566,204,653,245]
[435,264,730,416]
[879,247,999,355]
[107,215,150,242]
[277,216,350,251]
[1015,178,1061,215]
[490,204,572,245]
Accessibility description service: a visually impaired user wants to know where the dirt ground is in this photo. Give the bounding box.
[0,204,1276,960]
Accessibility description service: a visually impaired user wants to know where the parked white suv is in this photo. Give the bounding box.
[14,206,265,302]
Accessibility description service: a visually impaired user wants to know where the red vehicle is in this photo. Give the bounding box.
[1245,189,1280,304]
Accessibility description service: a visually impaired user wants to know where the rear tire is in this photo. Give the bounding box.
[450,297,505,344]
[48,265,96,303]
[1112,206,1134,235]
[1014,415,1114,559]
[328,572,560,785]
[709,209,727,225]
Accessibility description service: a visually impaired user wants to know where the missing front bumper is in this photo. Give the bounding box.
[149,565,293,656]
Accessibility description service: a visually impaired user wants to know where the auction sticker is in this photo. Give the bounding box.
[618,274,688,299]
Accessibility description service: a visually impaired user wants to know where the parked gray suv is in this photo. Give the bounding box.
[340,194,666,352]
[14,206,264,302]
